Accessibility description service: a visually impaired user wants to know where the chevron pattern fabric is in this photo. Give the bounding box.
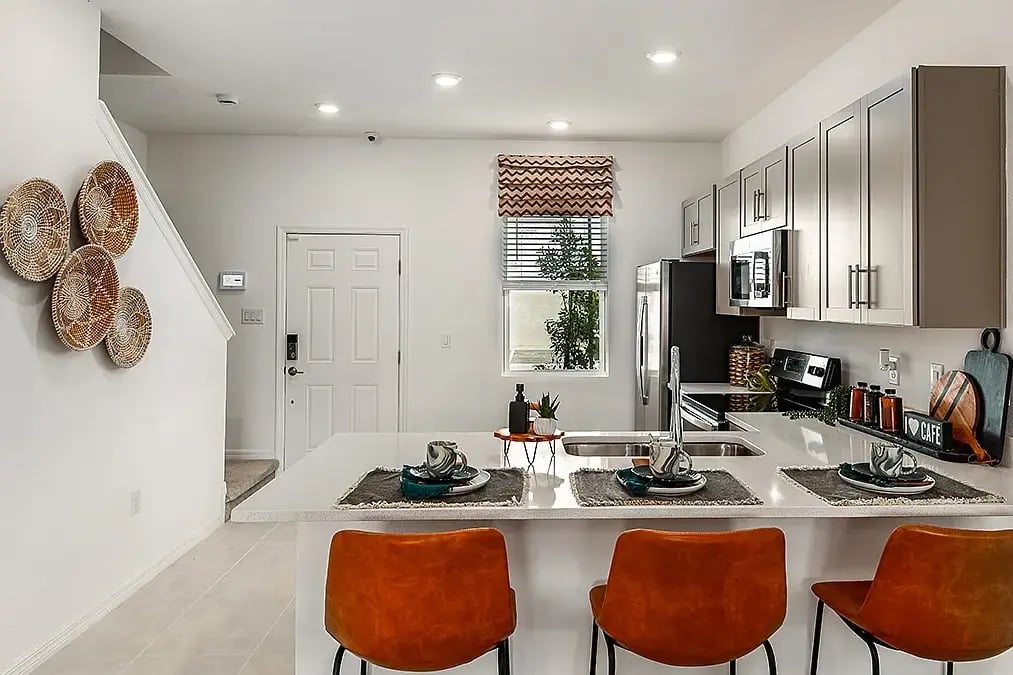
[497,154,615,217]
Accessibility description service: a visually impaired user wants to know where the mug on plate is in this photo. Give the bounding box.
[648,434,694,479]
[869,442,918,479]
[425,440,469,479]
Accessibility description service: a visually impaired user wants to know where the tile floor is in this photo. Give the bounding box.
[34,522,295,675]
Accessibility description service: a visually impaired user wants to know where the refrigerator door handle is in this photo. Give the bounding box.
[637,296,649,404]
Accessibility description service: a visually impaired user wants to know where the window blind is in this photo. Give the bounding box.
[502,216,608,290]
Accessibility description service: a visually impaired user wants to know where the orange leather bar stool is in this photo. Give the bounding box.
[810,525,1013,675]
[589,528,786,674]
[325,528,516,674]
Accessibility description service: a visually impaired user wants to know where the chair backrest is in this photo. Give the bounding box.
[597,528,786,667]
[859,525,1013,662]
[325,528,514,671]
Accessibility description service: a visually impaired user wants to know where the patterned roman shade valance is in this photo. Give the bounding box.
[497,154,615,217]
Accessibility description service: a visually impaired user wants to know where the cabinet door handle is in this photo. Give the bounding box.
[856,266,872,307]
[693,221,699,245]
[847,265,856,308]
[752,190,758,222]
[759,190,767,220]
[781,273,791,308]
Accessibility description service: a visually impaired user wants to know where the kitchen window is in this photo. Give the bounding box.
[502,215,608,375]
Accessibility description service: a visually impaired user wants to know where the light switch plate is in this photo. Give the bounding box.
[241,308,265,325]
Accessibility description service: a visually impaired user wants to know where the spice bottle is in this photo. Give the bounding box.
[880,388,903,433]
[849,382,868,423]
[864,384,883,426]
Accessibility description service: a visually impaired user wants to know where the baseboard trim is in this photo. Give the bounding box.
[5,514,224,675]
[226,449,279,461]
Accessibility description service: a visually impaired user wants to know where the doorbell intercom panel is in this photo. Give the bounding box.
[286,334,299,361]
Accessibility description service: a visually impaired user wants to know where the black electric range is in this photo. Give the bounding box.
[682,348,841,430]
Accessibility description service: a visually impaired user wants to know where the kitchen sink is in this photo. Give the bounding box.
[562,438,764,457]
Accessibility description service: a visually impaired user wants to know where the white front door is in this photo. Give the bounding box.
[283,233,400,467]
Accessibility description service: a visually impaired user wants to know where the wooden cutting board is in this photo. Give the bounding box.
[962,328,1011,463]
[929,370,990,463]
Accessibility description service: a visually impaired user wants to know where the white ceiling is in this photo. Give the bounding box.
[95,0,900,141]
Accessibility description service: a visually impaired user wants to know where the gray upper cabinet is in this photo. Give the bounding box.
[813,66,1003,328]
[681,187,716,257]
[819,102,863,324]
[863,74,914,326]
[714,173,741,315]
[741,146,787,237]
[786,127,820,321]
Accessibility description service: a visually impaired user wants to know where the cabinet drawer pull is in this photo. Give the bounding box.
[847,265,856,308]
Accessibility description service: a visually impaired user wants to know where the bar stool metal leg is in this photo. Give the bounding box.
[862,636,880,675]
[604,633,617,675]
[497,638,511,675]
[946,663,954,675]
[332,645,346,675]
[590,622,599,674]
[360,657,367,675]
[810,600,825,675]
[762,640,777,675]
[729,660,736,674]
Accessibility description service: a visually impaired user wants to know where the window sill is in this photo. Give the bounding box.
[501,370,609,379]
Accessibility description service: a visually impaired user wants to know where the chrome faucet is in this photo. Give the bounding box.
[666,345,684,449]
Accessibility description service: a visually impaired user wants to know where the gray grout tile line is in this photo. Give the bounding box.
[238,595,295,674]
[124,523,281,667]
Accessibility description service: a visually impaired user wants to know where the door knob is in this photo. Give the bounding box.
[287,366,304,376]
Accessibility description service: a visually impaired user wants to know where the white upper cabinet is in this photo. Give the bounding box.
[741,147,787,237]
[786,127,821,321]
[715,173,742,315]
[681,187,716,257]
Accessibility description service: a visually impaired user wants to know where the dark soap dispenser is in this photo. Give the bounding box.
[509,384,528,434]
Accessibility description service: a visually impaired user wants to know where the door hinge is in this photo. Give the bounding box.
[397,350,402,365]
[286,233,300,241]
[398,260,402,275]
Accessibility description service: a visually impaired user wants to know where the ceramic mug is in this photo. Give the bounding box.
[869,442,918,479]
[425,440,469,479]
[648,434,694,479]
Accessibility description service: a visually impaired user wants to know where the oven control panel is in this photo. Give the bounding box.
[769,349,841,390]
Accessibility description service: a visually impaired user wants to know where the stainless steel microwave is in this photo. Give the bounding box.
[729,229,789,309]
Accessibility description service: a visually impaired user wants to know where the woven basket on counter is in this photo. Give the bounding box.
[729,338,766,387]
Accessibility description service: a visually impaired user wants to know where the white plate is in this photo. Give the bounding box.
[837,469,935,496]
[445,469,492,496]
[616,472,707,496]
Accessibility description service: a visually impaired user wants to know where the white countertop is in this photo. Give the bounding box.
[233,412,1013,522]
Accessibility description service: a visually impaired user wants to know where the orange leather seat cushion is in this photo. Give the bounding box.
[811,580,873,625]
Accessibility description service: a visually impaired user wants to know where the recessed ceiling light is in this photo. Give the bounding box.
[647,49,680,65]
[547,119,572,132]
[315,102,340,114]
[432,72,463,88]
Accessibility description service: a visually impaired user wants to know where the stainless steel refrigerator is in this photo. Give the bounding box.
[634,260,759,432]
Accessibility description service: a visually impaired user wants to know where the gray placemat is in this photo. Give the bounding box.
[569,469,762,507]
[778,465,1005,507]
[335,467,528,508]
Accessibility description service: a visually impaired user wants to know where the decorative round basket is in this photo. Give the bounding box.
[729,342,766,387]
[51,245,121,351]
[0,178,70,281]
[78,161,139,257]
[105,287,151,368]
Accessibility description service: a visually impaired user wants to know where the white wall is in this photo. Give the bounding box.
[0,1,228,671]
[115,118,148,170]
[720,0,1013,412]
[146,135,719,448]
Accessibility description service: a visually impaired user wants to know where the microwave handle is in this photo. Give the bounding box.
[781,272,791,307]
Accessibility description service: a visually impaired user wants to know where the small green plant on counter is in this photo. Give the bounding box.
[536,392,560,420]
[745,364,776,393]
[783,384,851,426]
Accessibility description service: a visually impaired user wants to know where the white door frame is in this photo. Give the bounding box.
[274,225,409,469]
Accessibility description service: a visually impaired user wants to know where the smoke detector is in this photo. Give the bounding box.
[215,93,239,106]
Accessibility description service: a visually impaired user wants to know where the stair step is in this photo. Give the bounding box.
[225,459,279,520]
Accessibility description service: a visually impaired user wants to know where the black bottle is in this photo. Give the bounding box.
[509,384,528,434]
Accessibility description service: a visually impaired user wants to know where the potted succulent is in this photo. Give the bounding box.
[533,392,560,436]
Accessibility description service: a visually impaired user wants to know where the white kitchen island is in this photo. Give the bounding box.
[233,414,1013,675]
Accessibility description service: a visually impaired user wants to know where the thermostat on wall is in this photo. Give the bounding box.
[218,271,247,291]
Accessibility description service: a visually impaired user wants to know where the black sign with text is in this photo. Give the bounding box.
[904,410,955,450]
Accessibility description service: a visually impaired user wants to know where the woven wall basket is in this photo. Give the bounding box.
[0,178,70,281]
[52,245,121,351]
[78,161,139,258]
[105,286,151,368]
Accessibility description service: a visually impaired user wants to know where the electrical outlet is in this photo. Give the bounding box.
[241,308,265,325]
[930,363,944,386]
[888,368,899,386]
[129,490,142,516]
